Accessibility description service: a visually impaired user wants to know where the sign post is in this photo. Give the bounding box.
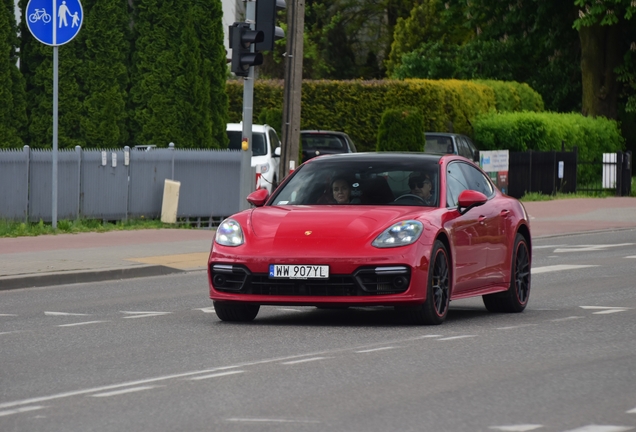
[26,0,83,229]
[480,150,510,195]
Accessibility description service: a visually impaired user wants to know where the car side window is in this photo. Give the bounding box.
[446,163,469,208]
[457,137,472,159]
[458,162,494,197]
[464,137,478,160]
[268,130,281,152]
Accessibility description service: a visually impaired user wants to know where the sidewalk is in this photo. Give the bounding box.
[1,197,635,291]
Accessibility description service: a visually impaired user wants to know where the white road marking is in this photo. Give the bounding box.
[580,306,630,314]
[188,371,245,380]
[437,335,476,341]
[91,386,161,398]
[355,346,398,353]
[489,425,543,431]
[120,311,171,319]
[626,407,636,414]
[226,418,320,424]
[45,311,89,316]
[533,265,598,274]
[58,321,108,327]
[281,357,330,365]
[0,333,471,410]
[418,335,443,338]
[554,243,634,253]
[561,426,634,432]
[551,316,584,322]
[0,331,22,336]
[0,405,47,417]
[496,324,538,330]
[0,314,18,316]
[196,307,215,313]
[625,256,636,259]
[533,245,567,249]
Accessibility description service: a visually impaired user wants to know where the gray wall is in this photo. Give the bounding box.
[0,146,246,223]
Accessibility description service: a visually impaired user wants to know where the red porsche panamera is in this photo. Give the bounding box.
[208,153,531,325]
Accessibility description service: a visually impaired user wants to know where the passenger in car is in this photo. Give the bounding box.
[409,173,435,205]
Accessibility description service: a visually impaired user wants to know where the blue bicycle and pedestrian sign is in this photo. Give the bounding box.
[26,0,83,46]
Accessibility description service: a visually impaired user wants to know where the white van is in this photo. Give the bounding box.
[226,123,281,193]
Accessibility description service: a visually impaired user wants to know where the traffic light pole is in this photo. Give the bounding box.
[239,0,257,211]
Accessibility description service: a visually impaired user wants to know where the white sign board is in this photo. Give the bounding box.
[480,150,509,172]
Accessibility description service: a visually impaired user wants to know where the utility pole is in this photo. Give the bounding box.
[280,0,305,182]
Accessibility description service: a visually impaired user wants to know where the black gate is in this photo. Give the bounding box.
[508,150,577,198]
[577,151,632,196]
[506,149,632,199]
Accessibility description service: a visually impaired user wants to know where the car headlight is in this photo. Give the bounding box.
[372,220,423,248]
[215,218,244,246]
[259,163,270,173]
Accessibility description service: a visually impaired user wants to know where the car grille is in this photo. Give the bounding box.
[211,264,410,296]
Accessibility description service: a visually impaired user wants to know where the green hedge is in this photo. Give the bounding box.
[227,79,543,152]
[474,80,544,112]
[377,107,424,151]
[474,111,625,184]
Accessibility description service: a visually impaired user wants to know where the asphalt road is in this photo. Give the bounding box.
[1,229,636,432]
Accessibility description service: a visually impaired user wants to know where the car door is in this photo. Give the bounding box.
[444,161,490,294]
[459,162,508,287]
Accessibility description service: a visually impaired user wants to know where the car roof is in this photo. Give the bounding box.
[301,130,350,136]
[227,123,269,133]
[425,132,471,139]
[305,152,444,164]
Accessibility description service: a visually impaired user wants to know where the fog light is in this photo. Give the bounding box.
[392,276,408,289]
[213,274,227,287]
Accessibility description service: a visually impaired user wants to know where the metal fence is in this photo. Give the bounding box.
[0,146,246,224]
[507,149,632,198]
[508,150,578,198]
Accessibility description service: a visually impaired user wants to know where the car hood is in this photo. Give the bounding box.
[249,205,433,239]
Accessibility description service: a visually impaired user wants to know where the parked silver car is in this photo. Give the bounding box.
[425,132,479,162]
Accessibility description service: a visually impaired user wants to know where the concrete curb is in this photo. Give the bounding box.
[0,265,186,291]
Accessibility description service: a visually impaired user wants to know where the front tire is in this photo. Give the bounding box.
[483,233,531,313]
[402,240,450,325]
[213,301,260,322]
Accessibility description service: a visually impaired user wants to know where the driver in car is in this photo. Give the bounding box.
[409,173,435,206]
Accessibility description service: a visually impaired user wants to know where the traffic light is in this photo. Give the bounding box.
[255,0,286,52]
[230,22,264,77]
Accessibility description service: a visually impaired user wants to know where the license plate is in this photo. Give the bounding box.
[269,264,329,279]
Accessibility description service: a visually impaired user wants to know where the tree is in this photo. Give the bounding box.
[0,0,26,147]
[79,0,131,148]
[574,0,636,117]
[389,1,583,113]
[129,0,227,148]
[259,0,416,80]
[190,0,228,148]
[386,0,471,76]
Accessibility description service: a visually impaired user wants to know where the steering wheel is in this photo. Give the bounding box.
[393,194,427,205]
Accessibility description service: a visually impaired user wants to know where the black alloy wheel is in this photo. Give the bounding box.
[483,233,531,313]
[401,240,450,325]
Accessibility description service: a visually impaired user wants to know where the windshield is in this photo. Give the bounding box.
[425,135,454,154]
[271,158,440,207]
[227,131,267,156]
[302,134,347,151]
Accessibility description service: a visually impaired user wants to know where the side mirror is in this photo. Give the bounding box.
[457,190,487,215]
[274,147,281,157]
[247,188,269,207]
